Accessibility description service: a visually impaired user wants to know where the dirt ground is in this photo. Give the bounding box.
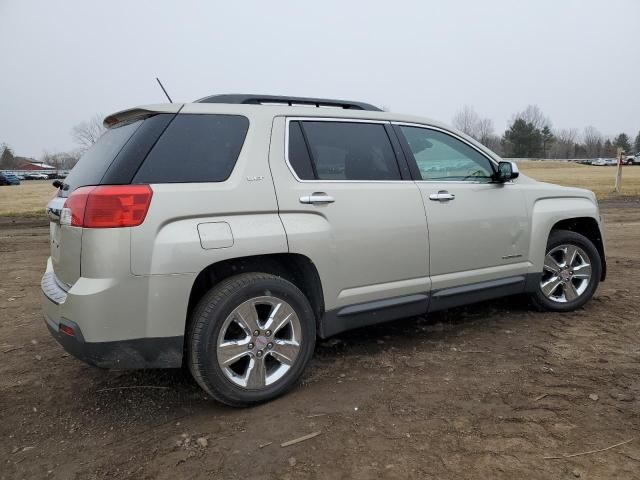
[1,199,639,480]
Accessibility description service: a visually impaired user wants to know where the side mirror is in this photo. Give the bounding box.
[495,161,519,182]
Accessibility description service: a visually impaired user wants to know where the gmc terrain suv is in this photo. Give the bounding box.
[43,94,606,406]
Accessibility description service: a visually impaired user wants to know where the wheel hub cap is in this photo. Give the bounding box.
[254,335,268,350]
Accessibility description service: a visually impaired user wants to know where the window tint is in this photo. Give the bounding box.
[288,121,315,180]
[134,114,249,183]
[295,121,401,181]
[400,126,494,182]
[64,120,142,195]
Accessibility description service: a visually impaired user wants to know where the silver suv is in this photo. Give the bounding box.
[43,94,606,406]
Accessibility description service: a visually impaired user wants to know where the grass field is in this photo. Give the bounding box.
[0,180,54,216]
[1,163,639,215]
[516,161,640,198]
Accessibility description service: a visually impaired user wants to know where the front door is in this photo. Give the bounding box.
[269,117,430,314]
[394,124,531,294]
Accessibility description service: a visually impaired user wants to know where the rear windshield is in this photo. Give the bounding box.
[133,114,249,184]
[62,120,142,195]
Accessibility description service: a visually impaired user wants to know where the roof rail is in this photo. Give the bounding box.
[194,94,382,111]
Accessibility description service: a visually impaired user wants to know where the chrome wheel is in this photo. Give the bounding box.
[216,296,302,389]
[540,244,592,303]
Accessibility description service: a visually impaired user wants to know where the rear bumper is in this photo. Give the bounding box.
[41,258,188,369]
[43,312,183,368]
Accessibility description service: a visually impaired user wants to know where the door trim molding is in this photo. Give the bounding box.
[319,293,429,338]
[318,273,542,338]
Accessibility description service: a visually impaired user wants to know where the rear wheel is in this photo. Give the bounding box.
[531,230,601,311]
[188,273,316,407]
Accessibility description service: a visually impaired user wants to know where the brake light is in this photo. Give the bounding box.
[64,185,153,228]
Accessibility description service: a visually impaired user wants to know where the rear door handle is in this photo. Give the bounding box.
[300,193,335,205]
[429,191,455,201]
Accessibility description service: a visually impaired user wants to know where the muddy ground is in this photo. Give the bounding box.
[1,199,639,480]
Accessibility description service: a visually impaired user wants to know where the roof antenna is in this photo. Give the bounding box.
[155,77,173,103]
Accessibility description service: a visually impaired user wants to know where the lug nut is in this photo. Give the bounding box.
[256,350,263,358]
[265,330,272,337]
[248,343,254,350]
[254,330,260,336]
[267,342,273,349]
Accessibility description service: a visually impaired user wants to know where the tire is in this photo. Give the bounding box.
[188,272,316,407]
[531,230,601,312]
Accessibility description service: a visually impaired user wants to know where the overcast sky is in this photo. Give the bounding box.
[1,0,639,158]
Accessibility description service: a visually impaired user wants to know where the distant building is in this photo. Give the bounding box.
[15,158,53,170]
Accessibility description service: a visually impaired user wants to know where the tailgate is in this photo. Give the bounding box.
[47,196,81,288]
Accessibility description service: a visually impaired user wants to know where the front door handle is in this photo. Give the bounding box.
[300,192,335,205]
[429,190,455,201]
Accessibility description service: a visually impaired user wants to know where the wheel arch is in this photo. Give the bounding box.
[550,217,606,280]
[185,253,325,339]
[529,197,606,282]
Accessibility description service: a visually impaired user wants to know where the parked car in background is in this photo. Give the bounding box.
[0,172,21,185]
[24,172,50,180]
[625,154,638,165]
[592,158,617,166]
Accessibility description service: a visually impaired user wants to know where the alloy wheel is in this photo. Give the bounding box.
[540,244,593,303]
[216,296,302,389]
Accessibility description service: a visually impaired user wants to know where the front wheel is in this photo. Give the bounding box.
[188,273,316,407]
[531,230,601,312]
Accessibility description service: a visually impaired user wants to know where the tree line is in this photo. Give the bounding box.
[452,105,639,159]
[0,114,105,171]
[2,107,639,170]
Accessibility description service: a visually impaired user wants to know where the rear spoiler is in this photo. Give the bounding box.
[103,104,183,128]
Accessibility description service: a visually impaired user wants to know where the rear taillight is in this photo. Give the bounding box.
[64,185,153,228]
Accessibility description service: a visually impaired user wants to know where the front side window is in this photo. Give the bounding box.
[288,121,401,181]
[399,126,494,182]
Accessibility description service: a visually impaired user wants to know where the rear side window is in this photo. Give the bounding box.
[288,121,401,181]
[287,121,315,180]
[134,114,249,183]
[64,120,143,195]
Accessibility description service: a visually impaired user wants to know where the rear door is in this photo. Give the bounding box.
[269,117,430,313]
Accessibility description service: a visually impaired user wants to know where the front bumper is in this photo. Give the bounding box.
[41,259,185,369]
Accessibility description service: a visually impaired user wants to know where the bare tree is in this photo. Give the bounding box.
[41,151,64,174]
[66,149,83,169]
[452,105,481,138]
[477,118,495,146]
[551,128,578,158]
[583,126,603,158]
[71,114,105,149]
[451,106,497,152]
[513,105,551,130]
[41,150,83,173]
